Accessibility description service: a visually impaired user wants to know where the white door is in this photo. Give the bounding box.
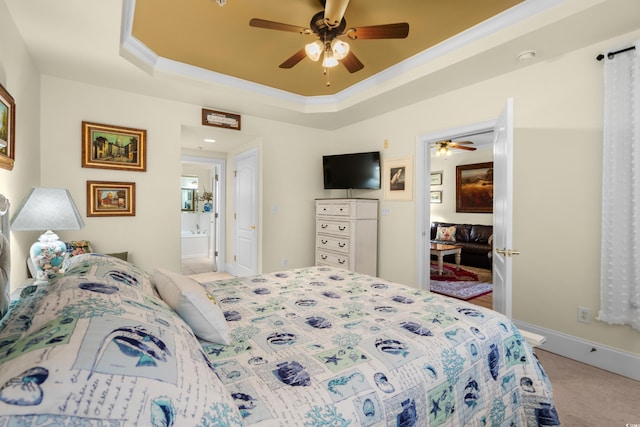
[234,148,259,276]
[492,98,515,317]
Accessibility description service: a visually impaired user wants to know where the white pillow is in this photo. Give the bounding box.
[153,268,230,344]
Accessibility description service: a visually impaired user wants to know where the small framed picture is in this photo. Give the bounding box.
[430,172,442,186]
[87,181,136,217]
[430,191,442,204]
[82,121,147,171]
[383,157,413,201]
[0,83,16,171]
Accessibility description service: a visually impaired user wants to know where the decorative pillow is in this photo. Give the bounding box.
[65,240,93,256]
[435,225,457,242]
[153,268,230,345]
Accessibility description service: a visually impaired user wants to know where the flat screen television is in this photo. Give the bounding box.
[323,151,381,189]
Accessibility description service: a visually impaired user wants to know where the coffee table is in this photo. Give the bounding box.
[430,243,462,275]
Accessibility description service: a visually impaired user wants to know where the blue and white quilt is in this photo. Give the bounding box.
[200,266,561,426]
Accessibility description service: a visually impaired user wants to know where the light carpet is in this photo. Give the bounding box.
[430,280,493,300]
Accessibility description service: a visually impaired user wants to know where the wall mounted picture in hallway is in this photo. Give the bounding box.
[456,162,493,213]
[82,121,147,171]
[86,181,136,217]
[0,83,15,171]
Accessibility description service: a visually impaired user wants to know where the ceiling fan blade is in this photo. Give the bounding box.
[341,51,364,73]
[324,0,350,28]
[451,145,477,151]
[452,140,474,145]
[279,48,307,69]
[346,23,409,40]
[249,18,311,34]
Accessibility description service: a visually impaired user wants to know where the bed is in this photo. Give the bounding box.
[0,209,560,426]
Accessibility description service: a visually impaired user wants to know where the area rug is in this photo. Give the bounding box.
[430,280,493,301]
[430,262,478,282]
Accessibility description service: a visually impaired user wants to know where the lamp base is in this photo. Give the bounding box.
[30,230,67,280]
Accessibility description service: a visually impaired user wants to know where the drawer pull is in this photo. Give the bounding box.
[338,242,346,248]
[338,226,346,231]
[321,239,328,244]
[338,259,346,264]
[321,254,328,260]
[321,224,328,229]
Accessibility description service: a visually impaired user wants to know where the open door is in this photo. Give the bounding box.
[492,98,515,317]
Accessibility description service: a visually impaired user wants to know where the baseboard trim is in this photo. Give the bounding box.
[513,320,640,381]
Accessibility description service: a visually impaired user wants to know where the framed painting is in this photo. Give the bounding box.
[430,171,442,186]
[87,181,136,217]
[0,83,15,171]
[456,162,493,213]
[201,108,241,131]
[383,157,413,201]
[82,121,146,171]
[430,191,442,204]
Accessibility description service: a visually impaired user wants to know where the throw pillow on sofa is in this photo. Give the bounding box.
[435,225,457,242]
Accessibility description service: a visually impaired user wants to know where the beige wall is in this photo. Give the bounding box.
[0,0,41,283]
[2,1,638,364]
[330,31,640,357]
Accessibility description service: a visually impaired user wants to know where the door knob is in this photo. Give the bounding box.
[250,225,256,230]
[495,248,520,256]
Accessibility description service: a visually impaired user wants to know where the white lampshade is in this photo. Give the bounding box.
[11,187,84,232]
[322,49,339,68]
[11,187,84,280]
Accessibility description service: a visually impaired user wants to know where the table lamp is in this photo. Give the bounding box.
[11,187,84,280]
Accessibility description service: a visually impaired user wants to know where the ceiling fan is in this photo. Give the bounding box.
[431,140,477,156]
[249,0,409,77]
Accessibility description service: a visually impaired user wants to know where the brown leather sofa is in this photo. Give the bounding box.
[431,221,493,270]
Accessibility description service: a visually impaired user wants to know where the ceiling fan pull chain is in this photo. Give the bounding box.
[324,67,331,87]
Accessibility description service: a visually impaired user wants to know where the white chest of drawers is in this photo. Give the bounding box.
[315,198,378,276]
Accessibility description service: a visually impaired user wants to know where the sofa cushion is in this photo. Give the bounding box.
[470,225,493,243]
[435,225,457,242]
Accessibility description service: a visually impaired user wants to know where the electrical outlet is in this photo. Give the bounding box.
[577,306,591,324]
[282,258,288,267]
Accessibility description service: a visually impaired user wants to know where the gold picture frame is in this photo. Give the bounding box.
[87,181,136,217]
[0,83,16,171]
[82,121,146,171]
[383,156,413,201]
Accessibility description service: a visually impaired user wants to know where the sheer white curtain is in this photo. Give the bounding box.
[599,41,640,331]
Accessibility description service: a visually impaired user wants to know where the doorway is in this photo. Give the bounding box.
[181,156,226,274]
[416,100,513,316]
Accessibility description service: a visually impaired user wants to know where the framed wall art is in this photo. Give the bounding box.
[82,121,146,171]
[0,83,16,171]
[430,171,442,186]
[87,181,136,217]
[456,162,493,213]
[201,108,241,131]
[430,191,442,204]
[383,156,413,201]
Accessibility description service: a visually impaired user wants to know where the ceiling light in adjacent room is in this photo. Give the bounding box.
[204,138,216,143]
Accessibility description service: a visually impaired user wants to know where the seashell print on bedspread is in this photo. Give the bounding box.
[198,266,561,426]
[0,273,243,426]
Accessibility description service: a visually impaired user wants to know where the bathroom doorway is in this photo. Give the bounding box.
[181,156,226,274]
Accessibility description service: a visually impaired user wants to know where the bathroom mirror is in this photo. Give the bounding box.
[181,188,195,211]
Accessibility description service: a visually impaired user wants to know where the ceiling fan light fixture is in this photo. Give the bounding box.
[331,39,350,60]
[305,40,323,62]
[322,49,339,68]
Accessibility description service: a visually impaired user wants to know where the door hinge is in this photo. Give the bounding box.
[215,213,219,218]
[234,213,237,220]
[234,170,237,178]
[215,251,218,256]
[234,255,237,261]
